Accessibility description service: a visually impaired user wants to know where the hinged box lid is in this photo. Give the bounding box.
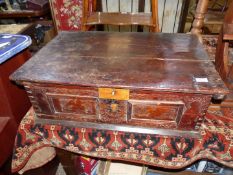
[11,32,229,95]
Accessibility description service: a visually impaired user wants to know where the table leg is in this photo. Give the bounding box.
[56,149,77,175]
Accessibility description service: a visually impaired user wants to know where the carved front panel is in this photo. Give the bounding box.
[99,99,128,123]
[130,90,212,129]
[24,83,212,131]
[24,84,99,121]
[128,100,184,128]
[48,95,98,119]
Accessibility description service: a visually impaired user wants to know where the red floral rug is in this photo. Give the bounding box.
[11,107,233,173]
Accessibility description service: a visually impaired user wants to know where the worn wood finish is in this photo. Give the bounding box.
[11,32,227,94]
[20,83,212,131]
[215,1,233,89]
[82,0,159,32]
[11,32,228,137]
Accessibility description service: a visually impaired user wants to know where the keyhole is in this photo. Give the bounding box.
[110,103,118,112]
[112,89,116,96]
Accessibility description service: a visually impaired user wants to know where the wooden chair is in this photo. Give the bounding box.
[215,1,233,89]
[206,1,233,116]
[81,0,159,32]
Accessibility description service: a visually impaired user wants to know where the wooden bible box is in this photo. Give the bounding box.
[11,32,228,137]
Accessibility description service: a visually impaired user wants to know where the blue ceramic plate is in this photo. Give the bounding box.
[0,33,31,64]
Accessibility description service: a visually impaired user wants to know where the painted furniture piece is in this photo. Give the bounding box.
[11,32,228,139]
[81,0,159,32]
[0,34,31,166]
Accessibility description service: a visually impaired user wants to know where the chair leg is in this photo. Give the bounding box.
[149,26,159,32]
[81,25,88,31]
[92,0,97,12]
[82,0,89,31]
[151,0,159,32]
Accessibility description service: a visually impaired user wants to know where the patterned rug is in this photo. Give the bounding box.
[11,107,233,173]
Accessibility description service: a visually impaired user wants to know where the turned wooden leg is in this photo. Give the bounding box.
[191,0,209,35]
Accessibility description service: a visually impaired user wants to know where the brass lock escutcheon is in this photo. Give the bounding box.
[98,88,129,100]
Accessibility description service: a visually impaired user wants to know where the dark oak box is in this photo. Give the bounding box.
[11,32,228,137]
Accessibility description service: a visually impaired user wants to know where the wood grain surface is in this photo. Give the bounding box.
[11,32,228,94]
